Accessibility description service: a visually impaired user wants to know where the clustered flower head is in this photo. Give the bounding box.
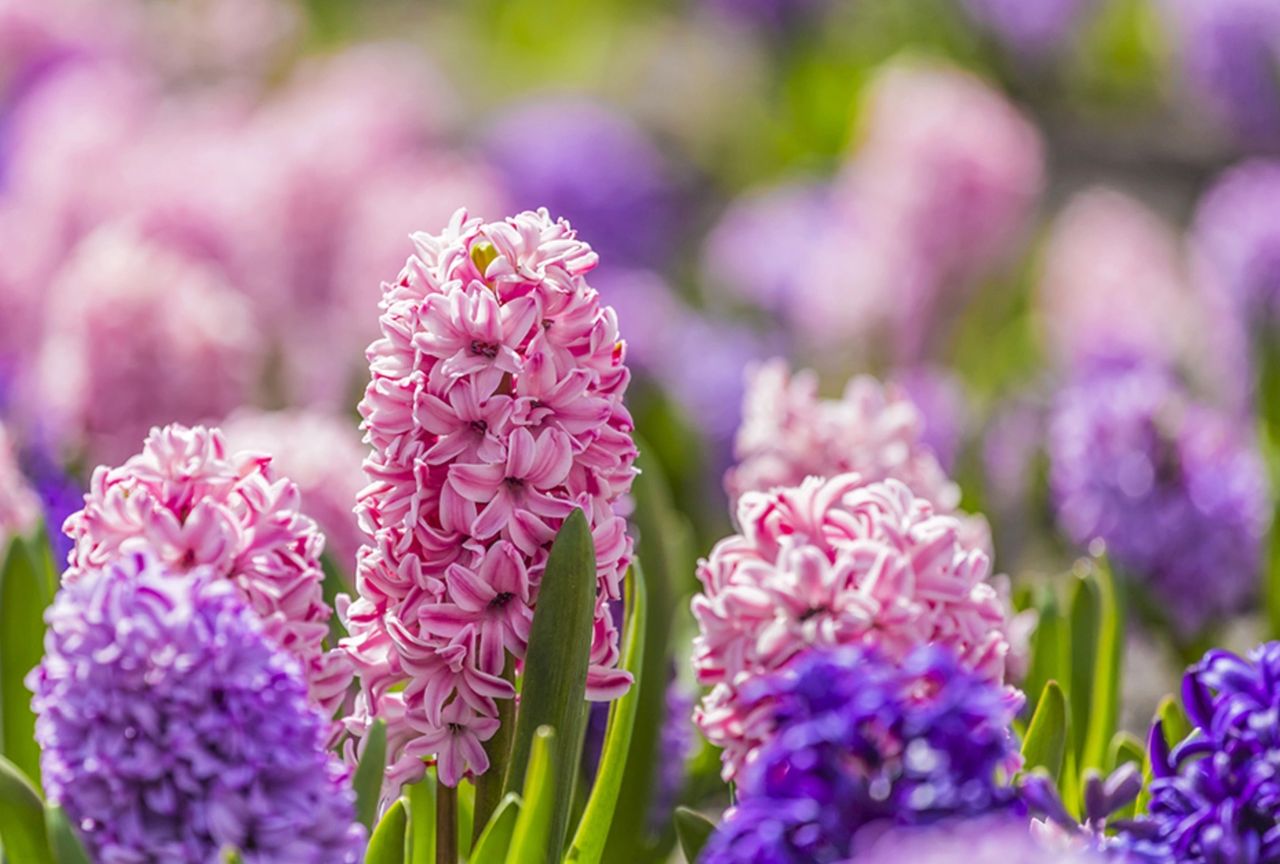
[0,422,40,547]
[344,208,637,790]
[1048,359,1269,635]
[700,645,1023,863]
[726,361,988,549]
[692,473,1016,781]
[222,408,368,575]
[62,423,352,715]
[1120,642,1280,862]
[27,551,366,864]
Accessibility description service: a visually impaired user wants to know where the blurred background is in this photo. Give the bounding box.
[3,0,1280,849]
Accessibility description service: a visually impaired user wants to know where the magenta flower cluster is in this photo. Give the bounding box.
[61,423,352,716]
[343,208,637,790]
[28,551,366,863]
[692,473,1015,781]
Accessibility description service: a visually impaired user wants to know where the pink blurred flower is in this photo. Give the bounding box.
[344,208,637,791]
[726,360,963,517]
[221,408,367,577]
[34,227,259,465]
[0,423,39,547]
[1037,188,1194,372]
[140,0,302,85]
[62,423,352,716]
[692,474,1016,781]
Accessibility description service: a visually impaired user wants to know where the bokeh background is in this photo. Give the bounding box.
[3,0,1280,851]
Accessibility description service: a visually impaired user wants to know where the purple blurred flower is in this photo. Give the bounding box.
[702,0,831,31]
[1048,360,1269,634]
[1164,0,1280,146]
[28,551,366,863]
[855,816,1110,864]
[701,644,1023,864]
[891,366,969,473]
[649,677,695,835]
[1192,159,1280,323]
[1120,642,1280,861]
[484,98,675,269]
[700,181,830,319]
[961,0,1092,53]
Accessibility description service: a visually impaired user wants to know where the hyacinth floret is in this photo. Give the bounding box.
[27,551,366,863]
[61,423,351,715]
[344,208,637,790]
[692,472,1015,781]
[1119,642,1280,862]
[700,644,1023,864]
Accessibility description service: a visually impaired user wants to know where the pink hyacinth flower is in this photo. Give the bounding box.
[344,208,637,792]
[692,473,1016,782]
[62,423,352,717]
[0,424,40,549]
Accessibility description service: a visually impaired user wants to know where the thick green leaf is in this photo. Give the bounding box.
[505,727,557,864]
[365,799,407,864]
[353,719,388,830]
[673,807,716,863]
[404,772,435,864]
[1108,732,1145,821]
[567,564,648,863]
[45,806,90,864]
[1023,589,1065,721]
[0,754,53,864]
[319,553,350,646]
[604,442,686,861]
[1020,681,1067,783]
[1081,558,1123,774]
[1066,570,1099,765]
[503,510,595,858]
[0,538,49,786]
[470,794,521,864]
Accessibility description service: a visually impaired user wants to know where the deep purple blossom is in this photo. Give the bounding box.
[700,644,1023,863]
[28,551,366,863]
[1118,643,1280,862]
[1048,360,1269,635]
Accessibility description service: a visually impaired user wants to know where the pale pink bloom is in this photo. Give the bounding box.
[1037,187,1196,371]
[34,228,259,466]
[0,424,39,548]
[221,408,367,576]
[692,474,1016,781]
[345,209,637,791]
[140,0,301,85]
[62,424,352,716]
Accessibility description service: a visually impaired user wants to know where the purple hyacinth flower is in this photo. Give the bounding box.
[961,0,1092,54]
[1193,159,1280,325]
[1048,359,1269,635]
[27,551,367,863]
[1116,642,1280,862]
[700,644,1023,863]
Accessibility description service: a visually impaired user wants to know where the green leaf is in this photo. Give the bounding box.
[505,727,557,864]
[365,798,407,864]
[1066,569,1099,765]
[0,754,53,864]
[567,564,648,863]
[503,510,595,858]
[1023,589,1065,721]
[353,718,388,831]
[0,538,50,786]
[1020,681,1067,783]
[319,553,350,646]
[1081,557,1123,774]
[673,807,716,863]
[45,806,90,864]
[404,772,435,864]
[1108,732,1145,821]
[470,793,521,864]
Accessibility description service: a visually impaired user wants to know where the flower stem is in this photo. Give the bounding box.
[472,657,516,841]
[436,782,457,864]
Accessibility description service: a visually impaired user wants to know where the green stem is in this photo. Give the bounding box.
[436,783,457,864]
[472,658,516,842]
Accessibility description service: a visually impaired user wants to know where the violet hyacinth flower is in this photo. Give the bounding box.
[62,423,352,716]
[700,645,1023,863]
[855,816,1110,864]
[961,0,1092,54]
[484,99,675,269]
[344,209,637,791]
[1119,642,1280,861]
[1048,360,1269,635]
[692,473,1016,781]
[1192,159,1280,325]
[27,551,366,863]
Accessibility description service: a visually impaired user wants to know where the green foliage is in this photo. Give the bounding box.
[353,719,388,831]
[366,799,408,864]
[469,794,521,864]
[506,727,557,864]
[44,806,90,864]
[0,754,53,864]
[0,536,53,787]
[1081,557,1123,775]
[404,773,436,864]
[673,807,716,864]
[1021,680,1067,784]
